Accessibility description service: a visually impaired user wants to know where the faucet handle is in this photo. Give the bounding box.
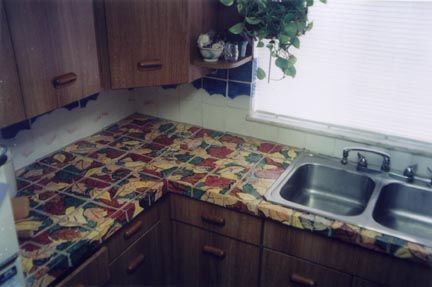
[357,152,368,169]
[403,164,418,181]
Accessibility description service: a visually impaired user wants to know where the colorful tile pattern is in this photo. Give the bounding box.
[14,113,432,287]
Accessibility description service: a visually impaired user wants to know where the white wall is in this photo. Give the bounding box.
[134,84,432,177]
[1,89,135,170]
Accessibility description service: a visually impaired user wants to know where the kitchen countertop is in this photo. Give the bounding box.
[14,113,432,287]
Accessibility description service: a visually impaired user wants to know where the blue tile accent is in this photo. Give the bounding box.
[64,101,79,111]
[228,81,251,99]
[0,120,30,139]
[80,93,99,108]
[161,84,179,89]
[207,69,228,79]
[229,61,253,82]
[202,78,227,96]
[191,78,202,89]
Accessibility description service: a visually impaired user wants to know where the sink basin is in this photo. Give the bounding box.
[279,164,375,216]
[373,183,432,239]
[265,153,432,247]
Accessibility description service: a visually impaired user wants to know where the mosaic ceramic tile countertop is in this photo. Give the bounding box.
[14,114,432,287]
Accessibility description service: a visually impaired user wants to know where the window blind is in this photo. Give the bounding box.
[252,0,432,148]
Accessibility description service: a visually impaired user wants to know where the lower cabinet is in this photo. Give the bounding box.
[261,248,352,287]
[57,247,110,287]
[172,221,260,287]
[107,222,165,286]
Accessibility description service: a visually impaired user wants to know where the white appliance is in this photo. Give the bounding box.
[0,145,17,198]
[0,144,25,287]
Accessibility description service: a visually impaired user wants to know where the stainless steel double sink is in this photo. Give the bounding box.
[265,153,432,247]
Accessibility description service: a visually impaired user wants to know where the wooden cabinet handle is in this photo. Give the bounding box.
[126,254,145,274]
[137,59,162,71]
[201,214,225,226]
[290,273,316,286]
[202,245,225,259]
[52,72,77,88]
[124,220,143,239]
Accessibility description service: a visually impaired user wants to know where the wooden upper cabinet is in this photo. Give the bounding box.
[0,0,26,128]
[104,0,189,89]
[4,0,101,118]
[103,0,218,89]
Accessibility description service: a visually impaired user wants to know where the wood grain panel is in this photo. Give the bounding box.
[170,195,263,245]
[105,203,159,262]
[261,248,352,287]
[172,221,260,287]
[263,220,432,287]
[0,0,26,128]
[5,0,101,118]
[108,222,165,286]
[57,247,110,287]
[104,0,189,88]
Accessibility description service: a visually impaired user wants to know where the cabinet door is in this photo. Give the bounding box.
[108,222,165,286]
[104,0,189,88]
[261,249,352,287]
[57,247,110,287]
[0,0,26,128]
[5,0,101,118]
[173,221,260,287]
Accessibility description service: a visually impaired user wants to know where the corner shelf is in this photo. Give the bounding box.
[192,55,253,70]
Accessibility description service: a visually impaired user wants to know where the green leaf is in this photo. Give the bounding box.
[278,33,290,44]
[229,22,244,34]
[257,41,265,48]
[320,0,327,3]
[219,0,234,6]
[292,37,300,48]
[245,17,261,25]
[297,21,306,33]
[285,65,297,77]
[266,43,273,50]
[275,57,290,70]
[307,0,314,6]
[283,22,298,38]
[306,22,314,32]
[288,55,297,65]
[256,67,266,80]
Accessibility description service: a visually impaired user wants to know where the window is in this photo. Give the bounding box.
[251,0,432,152]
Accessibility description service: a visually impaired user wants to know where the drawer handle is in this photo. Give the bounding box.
[290,273,316,286]
[52,72,77,88]
[201,214,225,226]
[202,245,225,259]
[124,220,143,239]
[137,59,162,71]
[127,254,145,274]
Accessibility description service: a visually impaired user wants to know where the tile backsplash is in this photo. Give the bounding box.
[1,89,135,169]
[2,57,432,176]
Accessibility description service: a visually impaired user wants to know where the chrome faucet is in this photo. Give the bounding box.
[341,147,391,172]
[403,164,417,183]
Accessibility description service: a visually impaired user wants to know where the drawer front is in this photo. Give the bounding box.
[57,247,109,287]
[108,222,164,286]
[261,249,352,287]
[105,204,159,262]
[173,221,260,287]
[170,195,262,245]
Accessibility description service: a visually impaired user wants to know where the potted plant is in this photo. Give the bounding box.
[219,0,326,81]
